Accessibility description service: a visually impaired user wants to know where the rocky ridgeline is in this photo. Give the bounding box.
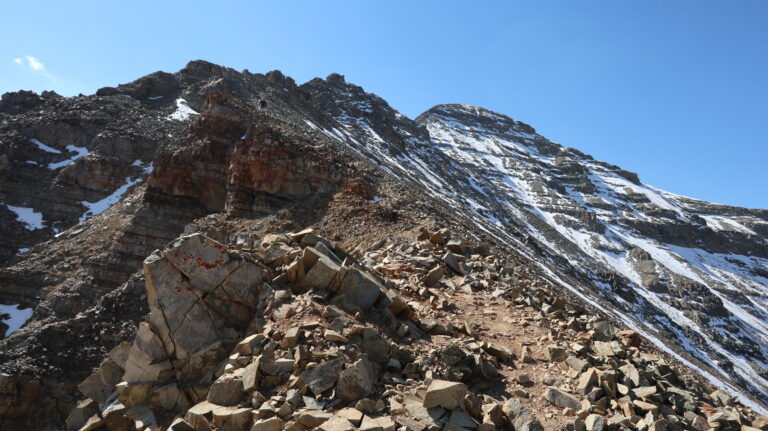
[62,228,767,431]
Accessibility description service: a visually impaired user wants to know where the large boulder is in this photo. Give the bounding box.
[142,234,264,381]
[334,267,385,311]
[423,380,468,410]
[336,358,374,402]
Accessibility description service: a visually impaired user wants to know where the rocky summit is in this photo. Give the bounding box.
[0,60,766,431]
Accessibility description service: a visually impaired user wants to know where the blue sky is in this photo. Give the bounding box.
[3,1,767,209]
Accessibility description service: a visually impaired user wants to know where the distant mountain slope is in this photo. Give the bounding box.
[294,83,768,408]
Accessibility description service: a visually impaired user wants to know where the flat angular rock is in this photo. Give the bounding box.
[708,410,740,427]
[319,416,356,431]
[77,370,116,406]
[423,380,468,409]
[300,357,345,395]
[566,355,589,372]
[242,359,261,392]
[65,398,98,431]
[78,414,105,431]
[361,328,391,363]
[122,322,168,384]
[336,267,385,311]
[424,266,444,287]
[631,386,657,398]
[207,374,244,406]
[397,416,427,431]
[502,399,543,431]
[448,410,479,429]
[325,329,349,343]
[446,240,466,254]
[360,415,396,431]
[295,409,333,428]
[125,404,159,431]
[405,395,445,428]
[683,411,708,431]
[632,400,659,412]
[301,255,340,290]
[252,417,284,431]
[236,334,266,355]
[169,417,195,431]
[577,368,599,395]
[443,251,464,274]
[482,403,505,426]
[117,381,153,407]
[108,342,132,370]
[544,387,581,410]
[260,358,295,375]
[618,363,639,388]
[520,346,534,363]
[260,242,294,266]
[429,228,450,245]
[600,370,618,399]
[485,343,513,362]
[545,344,567,362]
[381,289,409,316]
[336,357,374,402]
[752,415,768,430]
[334,407,365,426]
[618,330,641,347]
[213,406,252,431]
[101,398,131,430]
[592,341,622,357]
[584,414,605,431]
[710,390,733,407]
[156,382,185,411]
[283,326,300,348]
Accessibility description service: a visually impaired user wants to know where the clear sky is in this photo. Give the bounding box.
[3,1,767,209]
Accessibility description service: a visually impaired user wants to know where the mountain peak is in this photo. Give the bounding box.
[418,103,538,136]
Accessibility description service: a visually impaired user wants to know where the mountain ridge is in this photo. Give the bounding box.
[1,59,767,429]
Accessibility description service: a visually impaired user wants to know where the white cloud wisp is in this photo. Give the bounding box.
[13,55,46,71]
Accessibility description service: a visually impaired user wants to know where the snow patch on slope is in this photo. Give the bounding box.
[6,205,44,230]
[0,304,33,335]
[79,176,143,222]
[167,98,198,121]
[28,138,61,154]
[48,145,88,169]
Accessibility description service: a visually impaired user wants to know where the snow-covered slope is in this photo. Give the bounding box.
[417,105,768,405]
[297,79,768,409]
